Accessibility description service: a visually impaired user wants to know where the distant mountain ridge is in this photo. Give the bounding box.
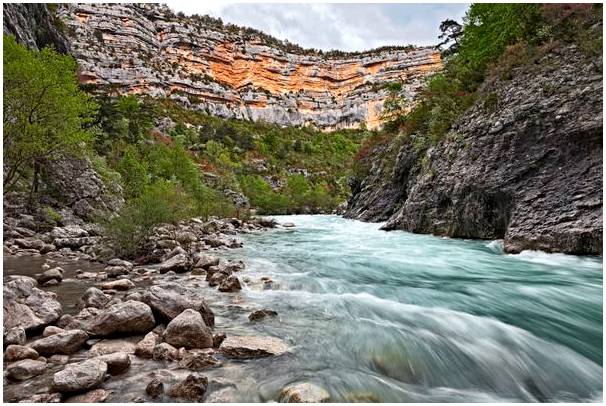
[3,3,441,130]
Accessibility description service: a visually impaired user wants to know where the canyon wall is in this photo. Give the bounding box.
[52,3,440,130]
[345,44,603,255]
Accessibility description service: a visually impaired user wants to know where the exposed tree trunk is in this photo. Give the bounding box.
[28,158,41,205]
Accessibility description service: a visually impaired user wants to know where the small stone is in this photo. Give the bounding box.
[178,349,219,370]
[168,374,208,401]
[4,345,39,362]
[152,343,180,361]
[42,325,65,337]
[218,275,242,292]
[6,358,46,381]
[4,327,26,346]
[135,332,160,359]
[95,351,131,375]
[220,335,289,358]
[249,309,278,322]
[212,332,227,348]
[99,279,135,291]
[65,388,109,403]
[146,378,164,399]
[279,382,331,403]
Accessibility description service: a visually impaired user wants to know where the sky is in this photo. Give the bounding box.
[166,2,469,51]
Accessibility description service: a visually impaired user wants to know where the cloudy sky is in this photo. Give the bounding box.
[167,2,469,51]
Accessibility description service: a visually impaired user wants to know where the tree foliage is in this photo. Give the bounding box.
[3,34,97,196]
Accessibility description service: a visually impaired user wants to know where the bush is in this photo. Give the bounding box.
[104,180,194,257]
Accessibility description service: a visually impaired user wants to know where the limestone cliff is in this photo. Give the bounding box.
[346,44,603,255]
[51,3,440,130]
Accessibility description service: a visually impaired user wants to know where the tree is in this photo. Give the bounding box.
[3,35,97,199]
[438,19,463,55]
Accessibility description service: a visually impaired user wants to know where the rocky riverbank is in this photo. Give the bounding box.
[3,213,328,403]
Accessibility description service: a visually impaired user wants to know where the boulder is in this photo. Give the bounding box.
[208,272,227,287]
[95,351,131,375]
[140,284,214,327]
[65,389,109,403]
[146,378,164,399]
[218,275,242,292]
[42,325,65,337]
[4,344,39,362]
[212,332,227,348]
[36,267,63,285]
[135,332,160,358]
[223,260,245,273]
[4,326,26,346]
[6,358,46,381]
[30,329,88,356]
[168,374,208,401]
[279,383,330,403]
[249,309,278,322]
[104,265,129,278]
[79,287,110,309]
[152,343,179,361]
[50,225,88,239]
[89,339,137,356]
[163,309,213,349]
[107,258,133,270]
[14,238,45,250]
[193,254,219,270]
[220,336,289,358]
[159,253,191,274]
[52,358,107,393]
[99,279,135,291]
[3,276,62,331]
[87,300,155,336]
[178,349,219,370]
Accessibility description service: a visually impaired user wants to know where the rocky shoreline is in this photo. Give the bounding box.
[3,214,328,403]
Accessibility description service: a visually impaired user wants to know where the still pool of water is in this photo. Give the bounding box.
[223,215,602,402]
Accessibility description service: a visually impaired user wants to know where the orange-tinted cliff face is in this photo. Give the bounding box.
[59,3,442,130]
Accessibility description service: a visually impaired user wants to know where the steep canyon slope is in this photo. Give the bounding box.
[346,44,603,255]
[47,3,441,130]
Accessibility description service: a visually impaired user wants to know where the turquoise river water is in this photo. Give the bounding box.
[223,215,603,402]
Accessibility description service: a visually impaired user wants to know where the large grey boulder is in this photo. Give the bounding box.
[163,309,213,349]
[30,329,88,356]
[87,300,155,336]
[3,276,62,331]
[79,287,110,309]
[52,358,107,393]
[159,253,191,274]
[141,284,214,327]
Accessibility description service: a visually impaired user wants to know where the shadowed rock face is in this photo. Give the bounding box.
[42,3,441,130]
[346,45,603,255]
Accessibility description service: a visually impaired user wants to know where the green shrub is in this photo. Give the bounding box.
[104,180,194,257]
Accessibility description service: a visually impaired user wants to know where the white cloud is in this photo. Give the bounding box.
[166,2,469,51]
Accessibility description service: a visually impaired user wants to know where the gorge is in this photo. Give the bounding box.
[2,2,603,404]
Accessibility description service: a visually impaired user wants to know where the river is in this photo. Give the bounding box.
[3,215,602,402]
[223,215,603,402]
